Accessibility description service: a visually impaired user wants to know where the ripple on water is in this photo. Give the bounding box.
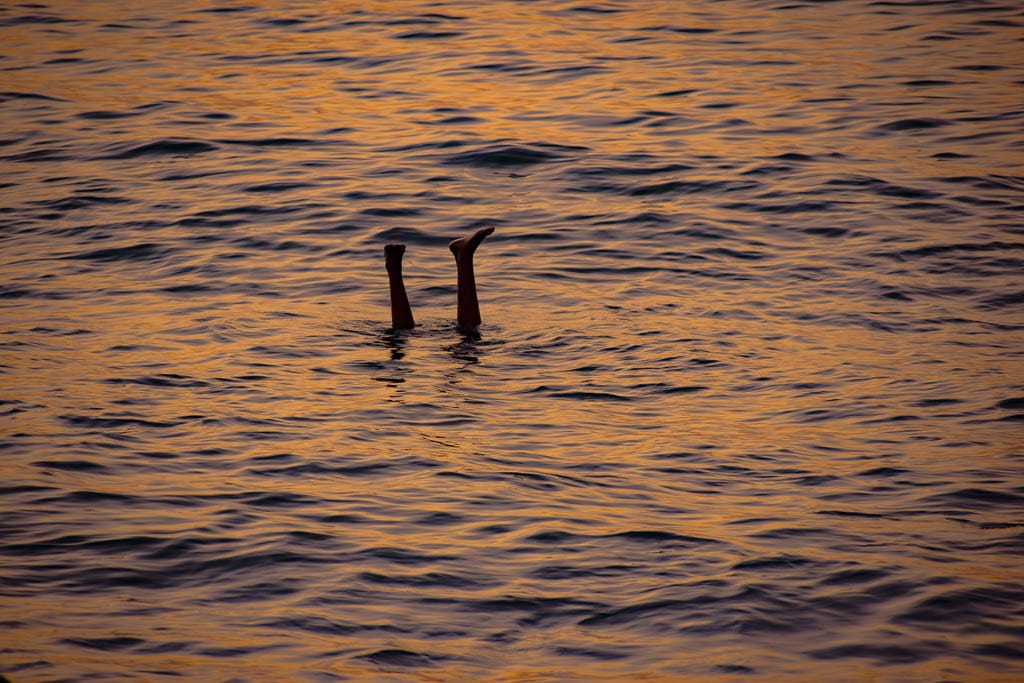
[1,0,1023,681]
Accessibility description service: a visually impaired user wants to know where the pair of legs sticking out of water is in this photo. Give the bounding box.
[385,226,494,333]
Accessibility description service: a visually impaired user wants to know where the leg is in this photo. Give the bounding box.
[448,226,494,332]
[385,243,414,330]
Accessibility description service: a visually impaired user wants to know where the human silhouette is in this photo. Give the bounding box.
[384,243,414,330]
[385,226,494,332]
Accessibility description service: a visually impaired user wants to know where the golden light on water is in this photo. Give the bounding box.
[2,0,1023,680]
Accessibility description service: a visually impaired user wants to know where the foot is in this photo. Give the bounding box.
[385,243,406,270]
[449,226,494,263]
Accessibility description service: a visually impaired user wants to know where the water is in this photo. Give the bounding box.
[1,0,1022,680]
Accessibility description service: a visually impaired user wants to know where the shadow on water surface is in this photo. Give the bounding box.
[380,328,409,362]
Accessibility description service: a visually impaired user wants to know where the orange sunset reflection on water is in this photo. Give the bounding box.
[1,1,1023,681]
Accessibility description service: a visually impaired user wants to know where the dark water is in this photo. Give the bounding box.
[2,1,1023,681]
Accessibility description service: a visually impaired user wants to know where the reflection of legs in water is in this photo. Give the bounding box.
[385,243,414,330]
[381,329,408,361]
[449,226,495,332]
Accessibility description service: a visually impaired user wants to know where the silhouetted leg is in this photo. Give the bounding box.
[385,243,414,330]
[448,226,494,332]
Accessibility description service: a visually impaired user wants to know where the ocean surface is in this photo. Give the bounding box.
[1,1,1022,681]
